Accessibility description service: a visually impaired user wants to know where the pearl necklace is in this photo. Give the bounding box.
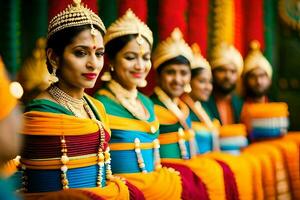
[108,80,150,121]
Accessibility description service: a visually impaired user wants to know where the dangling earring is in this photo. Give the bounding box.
[49,67,59,84]
[138,79,147,88]
[184,83,191,93]
[109,64,114,72]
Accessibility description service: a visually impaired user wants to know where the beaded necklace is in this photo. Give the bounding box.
[21,85,113,190]
[154,87,198,159]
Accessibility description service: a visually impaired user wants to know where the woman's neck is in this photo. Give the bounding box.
[56,82,84,99]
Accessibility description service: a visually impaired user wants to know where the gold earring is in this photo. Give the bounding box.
[184,83,191,93]
[49,68,59,84]
[109,64,114,71]
[138,79,147,88]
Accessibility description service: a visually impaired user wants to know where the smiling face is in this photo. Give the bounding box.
[158,63,191,99]
[111,37,151,90]
[190,68,213,101]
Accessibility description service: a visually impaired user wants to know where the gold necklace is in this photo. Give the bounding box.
[48,85,94,119]
[108,80,150,121]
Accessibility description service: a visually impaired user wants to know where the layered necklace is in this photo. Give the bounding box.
[108,80,150,121]
[46,85,112,189]
[48,85,96,119]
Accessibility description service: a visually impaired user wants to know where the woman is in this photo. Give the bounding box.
[180,43,219,154]
[18,1,135,199]
[94,9,208,200]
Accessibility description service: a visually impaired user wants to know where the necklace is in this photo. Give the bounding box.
[48,85,95,119]
[108,80,150,121]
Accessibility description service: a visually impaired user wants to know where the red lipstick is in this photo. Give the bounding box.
[82,73,97,80]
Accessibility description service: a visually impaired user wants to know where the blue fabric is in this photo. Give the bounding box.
[25,164,106,192]
[195,130,213,154]
[0,179,20,200]
[251,127,282,139]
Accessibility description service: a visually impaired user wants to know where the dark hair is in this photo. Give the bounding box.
[191,67,205,79]
[156,55,191,74]
[105,34,152,60]
[46,24,104,73]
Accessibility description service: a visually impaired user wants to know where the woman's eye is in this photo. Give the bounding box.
[74,50,87,57]
[125,56,135,60]
[143,56,150,61]
[96,51,104,57]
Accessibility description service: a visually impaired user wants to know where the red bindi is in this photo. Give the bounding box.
[93,45,96,49]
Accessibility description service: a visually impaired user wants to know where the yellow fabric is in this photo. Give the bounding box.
[0,56,17,121]
[243,41,272,79]
[244,143,292,199]
[109,142,154,151]
[154,104,190,125]
[206,152,254,200]
[152,28,193,69]
[1,158,19,178]
[158,130,193,145]
[242,153,264,200]
[162,157,227,200]
[23,178,130,200]
[107,114,159,133]
[219,123,247,137]
[117,167,182,200]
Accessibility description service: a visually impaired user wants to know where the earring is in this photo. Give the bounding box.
[109,64,114,71]
[49,68,59,84]
[183,83,191,93]
[138,79,147,88]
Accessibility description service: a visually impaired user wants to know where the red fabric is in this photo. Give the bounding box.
[21,130,111,158]
[118,0,148,22]
[188,0,209,57]
[234,0,245,56]
[244,0,265,52]
[162,162,209,200]
[48,0,98,22]
[158,0,188,40]
[216,160,240,200]
[125,180,146,200]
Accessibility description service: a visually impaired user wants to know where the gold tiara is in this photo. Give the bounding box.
[243,40,272,78]
[152,28,193,69]
[104,9,153,46]
[210,42,243,75]
[190,43,211,70]
[47,0,106,38]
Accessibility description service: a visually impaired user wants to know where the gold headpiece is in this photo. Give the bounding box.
[243,40,272,78]
[104,9,153,46]
[152,28,193,69]
[210,42,243,75]
[191,43,211,70]
[47,0,106,39]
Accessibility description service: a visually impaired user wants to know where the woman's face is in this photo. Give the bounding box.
[190,68,213,101]
[111,37,151,90]
[54,29,104,90]
[158,63,191,99]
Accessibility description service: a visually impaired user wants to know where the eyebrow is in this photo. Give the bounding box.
[124,51,150,55]
[73,45,105,51]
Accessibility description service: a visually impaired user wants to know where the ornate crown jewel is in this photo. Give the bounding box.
[152,28,193,69]
[243,40,272,78]
[210,42,243,75]
[47,0,106,39]
[190,43,211,70]
[104,9,153,46]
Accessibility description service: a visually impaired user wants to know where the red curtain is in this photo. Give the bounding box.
[118,0,148,21]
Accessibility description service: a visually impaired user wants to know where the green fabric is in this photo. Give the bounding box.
[98,0,118,28]
[147,0,159,48]
[20,0,47,62]
[203,94,244,124]
[95,88,156,122]
[0,0,21,76]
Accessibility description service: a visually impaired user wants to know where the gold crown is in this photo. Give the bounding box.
[210,42,243,75]
[190,43,211,70]
[104,9,153,46]
[47,0,106,38]
[243,40,272,78]
[152,28,193,69]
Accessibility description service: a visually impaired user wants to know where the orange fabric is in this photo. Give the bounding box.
[206,152,254,200]
[0,57,17,121]
[216,98,234,125]
[1,158,19,177]
[162,157,227,200]
[117,167,182,200]
[219,123,247,137]
[158,130,193,145]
